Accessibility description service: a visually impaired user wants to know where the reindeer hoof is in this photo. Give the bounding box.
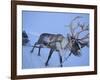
[38,54,41,56]
[60,64,63,67]
[30,50,33,53]
[45,62,48,66]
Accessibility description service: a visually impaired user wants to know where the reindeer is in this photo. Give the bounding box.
[30,16,89,67]
[30,33,68,67]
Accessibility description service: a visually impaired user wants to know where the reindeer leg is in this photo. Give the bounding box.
[38,47,41,56]
[30,42,38,53]
[30,46,35,53]
[58,53,63,67]
[45,49,54,66]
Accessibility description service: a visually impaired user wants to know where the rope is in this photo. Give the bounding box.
[62,52,72,63]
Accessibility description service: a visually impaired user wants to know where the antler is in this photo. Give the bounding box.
[75,23,89,40]
[75,23,89,47]
[66,16,89,48]
[68,16,82,37]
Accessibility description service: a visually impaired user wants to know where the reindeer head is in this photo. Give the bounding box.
[67,16,89,56]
